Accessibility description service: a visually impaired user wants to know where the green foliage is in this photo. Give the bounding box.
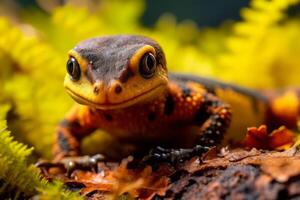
[0,119,82,199]
[0,122,44,197]
[36,181,82,200]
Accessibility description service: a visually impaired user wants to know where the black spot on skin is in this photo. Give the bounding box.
[204,86,216,95]
[148,112,156,121]
[194,94,224,125]
[94,86,100,95]
[164,95,174,116]
[103,113,113,121]
[115,85,122,94]
[181,85,191,98]
[194,106,210,125]
[58,131,71,153]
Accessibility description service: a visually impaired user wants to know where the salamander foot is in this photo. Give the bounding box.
[142,145,210,165]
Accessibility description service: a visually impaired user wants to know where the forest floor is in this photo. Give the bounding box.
[39,144,300,200]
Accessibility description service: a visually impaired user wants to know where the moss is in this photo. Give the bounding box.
[0,118,82,199]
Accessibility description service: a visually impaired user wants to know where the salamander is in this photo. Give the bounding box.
[54,35,300,164]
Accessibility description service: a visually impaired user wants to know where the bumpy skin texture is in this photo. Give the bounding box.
[55,77,231,159]
[54,35,300,162]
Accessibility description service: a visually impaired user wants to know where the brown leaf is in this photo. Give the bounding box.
[260,157,300,183]
[72,157,171,199]
[243,125,295,150]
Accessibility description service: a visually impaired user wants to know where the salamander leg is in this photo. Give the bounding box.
[142,145,210,165]
[142,93,231,165]
[38,105,107,176]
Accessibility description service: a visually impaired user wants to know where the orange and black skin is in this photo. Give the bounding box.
[55,35,300,163]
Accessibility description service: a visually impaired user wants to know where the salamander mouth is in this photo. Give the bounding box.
[65,84,165,110]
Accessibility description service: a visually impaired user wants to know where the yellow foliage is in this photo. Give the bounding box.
[219,0,300,88]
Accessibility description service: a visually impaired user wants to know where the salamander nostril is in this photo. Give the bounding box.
[94,86,100,95]
[115,85,123,94]
[93,81,103,95]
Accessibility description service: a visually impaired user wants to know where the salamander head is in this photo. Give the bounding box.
[64,35,168,110]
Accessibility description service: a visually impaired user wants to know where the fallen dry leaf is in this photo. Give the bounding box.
[69,157,171,199]
[243,125,295,150]
[260,157,300,182]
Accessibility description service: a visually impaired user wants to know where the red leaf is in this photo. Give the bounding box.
[243,125,295,150]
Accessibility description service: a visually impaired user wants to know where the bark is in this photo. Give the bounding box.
[40,147,300,200]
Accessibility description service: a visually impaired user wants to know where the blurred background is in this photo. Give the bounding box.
[0,0,300,159]
[2,0,250,26]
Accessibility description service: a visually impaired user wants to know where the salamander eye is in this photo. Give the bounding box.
[139,52,156,79]
[67,57,81,81]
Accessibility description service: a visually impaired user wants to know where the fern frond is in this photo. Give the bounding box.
[0,17,73,158]
[97,0,145,31]
[0,17,63,78]
[219,0,300,88]
[52,5,108,41]
[52,0,144,41]
[231,0,299,52]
